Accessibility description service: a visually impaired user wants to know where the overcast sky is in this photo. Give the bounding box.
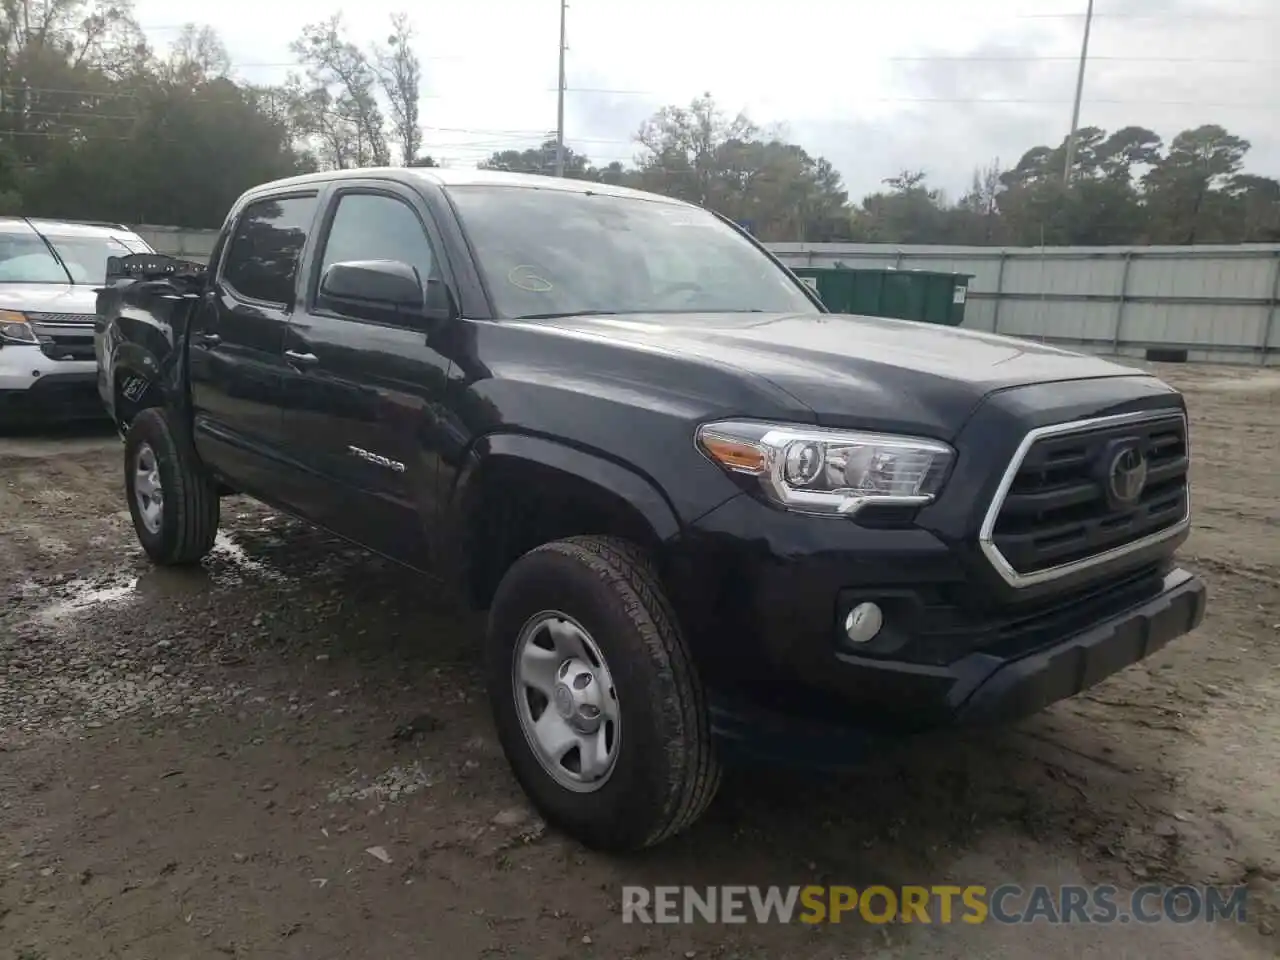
[132,0,1278,201]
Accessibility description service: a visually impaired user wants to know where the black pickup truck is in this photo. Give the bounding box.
[96,168,1206,851]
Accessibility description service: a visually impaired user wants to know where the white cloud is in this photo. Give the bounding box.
[134,0,1280,200]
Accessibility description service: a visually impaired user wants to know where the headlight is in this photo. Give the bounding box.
[696,419,955,517]
[0,309,38,344]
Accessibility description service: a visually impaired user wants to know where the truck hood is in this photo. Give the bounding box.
[520,311,1150,436]
[0,282,97,314]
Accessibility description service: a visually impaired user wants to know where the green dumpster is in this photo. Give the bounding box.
[791,265,973,326]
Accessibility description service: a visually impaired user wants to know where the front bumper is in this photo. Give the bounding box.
[705,568,1205,765]
[0,345,103,422]
[953,567,1204,724]
[663,485,1205,764]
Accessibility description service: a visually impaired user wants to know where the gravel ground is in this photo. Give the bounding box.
[1,363,1278,959]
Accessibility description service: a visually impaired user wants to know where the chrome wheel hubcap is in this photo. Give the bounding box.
[512,611,620,792]
[133,443,164,535]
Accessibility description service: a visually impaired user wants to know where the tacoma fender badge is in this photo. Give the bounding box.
[348,445,406,473]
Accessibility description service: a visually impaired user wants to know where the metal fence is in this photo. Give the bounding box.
[132,224,1280,367]
[768,242,1280,367]
[134,225,219,264]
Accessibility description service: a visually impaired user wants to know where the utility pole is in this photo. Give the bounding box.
[554,0,567,177]
[1062,0,1095,184]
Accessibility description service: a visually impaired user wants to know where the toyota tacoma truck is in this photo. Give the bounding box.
[95,168,1206,852]
[0,217,153,423]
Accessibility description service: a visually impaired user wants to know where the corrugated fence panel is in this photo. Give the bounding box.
[1125,251,1276,301]
[994,297,1120,344]
[962,296,997,332]
[1123,303,1262,348]
[769,242,1280,366]
[1000,255,1122,298]
[131,231,1280,366]
[134,225,219,262]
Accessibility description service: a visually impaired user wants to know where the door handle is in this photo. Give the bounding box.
[285,349,319,368]
[195,332,220,346]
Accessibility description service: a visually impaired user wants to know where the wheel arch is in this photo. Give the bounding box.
[448,432,682,609]
[110,341,176,429]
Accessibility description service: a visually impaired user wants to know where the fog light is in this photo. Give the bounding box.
[844,602,883,644]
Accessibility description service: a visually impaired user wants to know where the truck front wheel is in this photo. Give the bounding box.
[123,407,220,565]
[485,535,721,851]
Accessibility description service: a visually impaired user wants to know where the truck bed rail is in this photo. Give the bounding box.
[105,253,207,284]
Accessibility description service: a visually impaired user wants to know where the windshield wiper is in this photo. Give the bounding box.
[513,310,620,320]
[24,217,75,285]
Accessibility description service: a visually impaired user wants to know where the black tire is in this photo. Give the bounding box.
[485,535,721,851]
[123,407,220,565]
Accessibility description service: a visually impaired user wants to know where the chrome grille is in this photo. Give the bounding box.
[980,410,1190,587]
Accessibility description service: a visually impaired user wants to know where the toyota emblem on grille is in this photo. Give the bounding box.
[1108,446,1148,506]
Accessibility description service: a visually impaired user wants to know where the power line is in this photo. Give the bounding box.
[9,84,1277,117]
[210,53,1277,70]
[559,88,1280,108]
[0,83,453,102]
[0,98,609,143]
[0,129,119,139]
[1012,10,1277,19]
[132,11,1280,32]
[869,55,1275,63]
[220,55,473,69]
[6,83,1277,112]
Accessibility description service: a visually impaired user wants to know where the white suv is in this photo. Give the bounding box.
[0,217,153,425]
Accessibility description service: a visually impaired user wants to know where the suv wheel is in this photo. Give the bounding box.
[486,535,721,851]
[124,407,220,565]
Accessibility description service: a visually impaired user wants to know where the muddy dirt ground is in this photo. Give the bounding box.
[1,362,1278,959]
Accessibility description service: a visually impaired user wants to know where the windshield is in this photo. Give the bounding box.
[445,185,818,318]
[0,231,148,285]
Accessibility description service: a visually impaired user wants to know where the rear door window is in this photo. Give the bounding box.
[222,195,319,305]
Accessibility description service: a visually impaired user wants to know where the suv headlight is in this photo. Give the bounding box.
[0,309,38,344]
[696,419,955,517]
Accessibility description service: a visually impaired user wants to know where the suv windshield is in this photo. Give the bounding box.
[0,231,147,285]
[445,185,817,318]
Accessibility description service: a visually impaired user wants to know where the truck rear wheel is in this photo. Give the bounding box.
[124,407,219,565]
[485,535,721,851]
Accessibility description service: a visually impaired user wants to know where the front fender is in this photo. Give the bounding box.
[453,431,681,543]
[111,339,167,390]
[101,280,200,423]
[107,334,187,425]
[435,430,690,609]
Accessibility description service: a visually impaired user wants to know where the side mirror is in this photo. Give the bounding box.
[423,277,457,323]
[320,259,425,313]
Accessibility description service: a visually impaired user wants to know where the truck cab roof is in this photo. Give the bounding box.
[239,166,692,208]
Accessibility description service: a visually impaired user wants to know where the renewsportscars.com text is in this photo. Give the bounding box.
[621,884,1249,925]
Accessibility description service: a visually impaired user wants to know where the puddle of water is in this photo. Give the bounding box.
[33,575,139,623]
[210,531,290,584]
